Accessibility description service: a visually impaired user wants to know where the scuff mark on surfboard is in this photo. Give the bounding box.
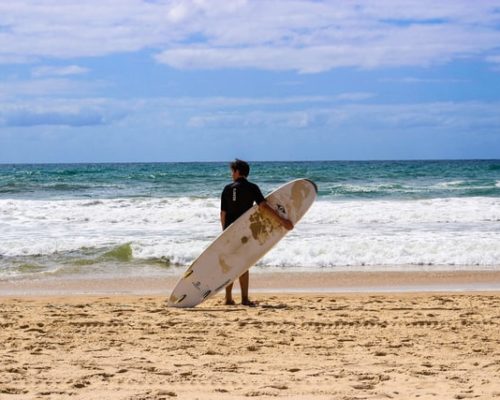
[292,181,311,212]
[169,294,177,304]
[219,255,232,274]
[249,211,280,245]
[241,236,249,244]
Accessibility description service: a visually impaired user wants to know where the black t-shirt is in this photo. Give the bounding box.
[221,178,265,229]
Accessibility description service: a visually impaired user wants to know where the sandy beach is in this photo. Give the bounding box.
[1,286,499,399]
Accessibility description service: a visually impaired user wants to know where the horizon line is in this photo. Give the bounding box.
[1,158,499,166]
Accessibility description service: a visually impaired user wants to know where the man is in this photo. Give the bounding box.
[220,159,293,306]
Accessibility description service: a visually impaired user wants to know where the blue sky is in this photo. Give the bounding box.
[1,0,500,163]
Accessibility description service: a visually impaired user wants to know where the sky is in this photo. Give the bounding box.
[0,0,500,163]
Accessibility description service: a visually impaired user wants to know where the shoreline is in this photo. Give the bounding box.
[1,270,500,297]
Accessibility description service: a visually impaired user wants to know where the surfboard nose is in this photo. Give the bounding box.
[305,179,318,194]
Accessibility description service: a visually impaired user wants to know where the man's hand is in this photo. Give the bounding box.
[280,218,294,231]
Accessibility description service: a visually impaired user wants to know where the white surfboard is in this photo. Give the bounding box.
[167,178,317,308]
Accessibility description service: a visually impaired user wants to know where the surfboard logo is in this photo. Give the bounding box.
[192,281,202,291]
[276,204,286,215]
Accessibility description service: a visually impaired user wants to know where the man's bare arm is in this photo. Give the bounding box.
[259,201,294,230]
[220,210,226,230]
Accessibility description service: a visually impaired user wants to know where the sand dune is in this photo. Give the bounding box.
[1,293,499,399]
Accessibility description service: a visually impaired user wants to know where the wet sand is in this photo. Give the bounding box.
[1,292,499,399]
[2,270,500,296]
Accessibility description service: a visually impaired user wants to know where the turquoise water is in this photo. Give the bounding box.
[0,160,499,279]
[1,160,499,200]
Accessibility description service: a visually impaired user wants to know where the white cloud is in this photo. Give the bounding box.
[334,92,375,101]
[0,79,87,98]
[156,23,500,72]
[487,55,500,63]
[186,110,317,129]
[0,95,359,129]
[32,65,89,77]
[0,1,499,72]
[0,1,170,59]
[154,95,333,108]
[380,77,468,84]
[183,101,500,132]
[0,98,128,127]
[4,109,112,127]
[486,54,500,70]
[0,78,105,99]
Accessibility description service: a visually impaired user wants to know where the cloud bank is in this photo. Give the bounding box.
[1,1,500,72]
[3,96,499,135]
[182,101,500,133]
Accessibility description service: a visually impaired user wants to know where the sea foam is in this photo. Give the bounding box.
[1,196,499,277]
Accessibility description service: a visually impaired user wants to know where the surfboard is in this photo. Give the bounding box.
[167,178,317,308]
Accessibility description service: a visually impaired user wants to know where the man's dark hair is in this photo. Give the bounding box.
[230,159,250,177]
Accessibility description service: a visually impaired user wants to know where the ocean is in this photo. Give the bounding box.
[1,160,499,281]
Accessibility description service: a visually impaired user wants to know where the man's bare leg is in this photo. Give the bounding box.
[225,283,235,305]
[239,271,256,306]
